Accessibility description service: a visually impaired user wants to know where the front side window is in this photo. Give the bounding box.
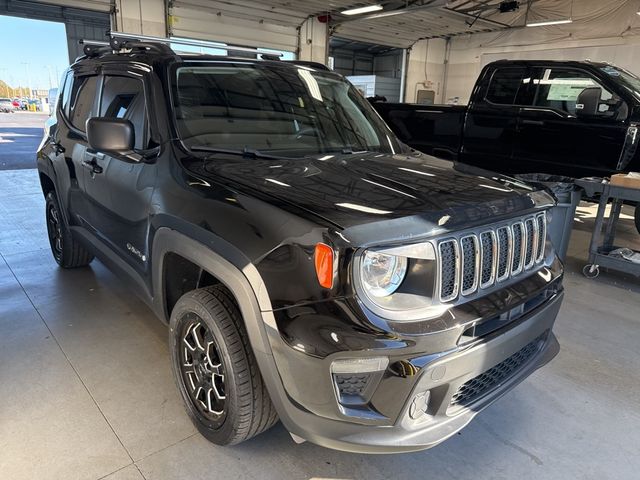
[532,68,614,116]
[485,67,527,105]
[100,76,147,149]
[69,75,98,132]
[171,63,400,157]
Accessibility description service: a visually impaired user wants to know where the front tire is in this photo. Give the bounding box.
[169,285,278,445]
[45,191,94,268]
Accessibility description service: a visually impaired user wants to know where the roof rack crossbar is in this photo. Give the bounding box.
[109,32,283,57]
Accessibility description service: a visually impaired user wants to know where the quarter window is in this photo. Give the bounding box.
[59,71,73,116]
[486,67,527,105]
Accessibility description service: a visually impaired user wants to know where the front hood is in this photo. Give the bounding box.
[199,151,554,245]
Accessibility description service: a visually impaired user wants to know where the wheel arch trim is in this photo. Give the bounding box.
[151,227,275,354]
[151,227,313,438]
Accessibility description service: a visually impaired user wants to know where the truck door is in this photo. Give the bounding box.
[513,66,628,177]
[82,73,156,277]
[461,66,532,173]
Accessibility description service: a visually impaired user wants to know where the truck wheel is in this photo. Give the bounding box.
[169,285,278,445]
[635,206,640,235]
[45,192,94,268]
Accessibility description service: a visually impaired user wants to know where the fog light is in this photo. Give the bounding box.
[331,357,388,406]
[409,391,431,420]
[331,357,389,374]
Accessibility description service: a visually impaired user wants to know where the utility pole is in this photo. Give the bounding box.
[22,62,32,99]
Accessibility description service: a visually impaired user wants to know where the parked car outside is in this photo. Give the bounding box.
[0,97,15,113]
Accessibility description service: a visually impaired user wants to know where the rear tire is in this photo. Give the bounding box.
[169,285,278,445]
[45,191,94,268]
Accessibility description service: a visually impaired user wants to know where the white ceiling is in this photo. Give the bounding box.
[172,0,529,48]
[172,1,640,49]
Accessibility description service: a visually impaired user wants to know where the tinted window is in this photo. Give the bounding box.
[532,68,613,115]
[100,76,147,149]
[172,64,400,157]
[59,71,73,116]
[486,67,527,105]
[69,76,98,132]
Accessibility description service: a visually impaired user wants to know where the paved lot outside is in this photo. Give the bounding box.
[0,112,48,170]
[0,168,639,480]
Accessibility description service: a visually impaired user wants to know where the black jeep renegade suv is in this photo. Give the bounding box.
[37,37,563,453]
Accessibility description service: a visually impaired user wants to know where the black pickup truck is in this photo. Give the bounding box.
[374,60,640,179]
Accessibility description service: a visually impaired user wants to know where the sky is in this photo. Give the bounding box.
[0,15,70,90]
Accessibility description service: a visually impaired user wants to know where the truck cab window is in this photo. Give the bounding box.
[100,76,148,149]
[532,68,615,116]
[485,67,528,105]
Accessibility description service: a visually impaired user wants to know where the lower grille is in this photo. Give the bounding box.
[450,333,546,408]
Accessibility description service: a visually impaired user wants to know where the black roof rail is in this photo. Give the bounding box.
[78,32,290,62]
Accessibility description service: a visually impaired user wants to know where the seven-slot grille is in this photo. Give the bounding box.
[437,213,546,302]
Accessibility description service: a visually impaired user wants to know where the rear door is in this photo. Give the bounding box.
[512,66,628,177]
[461,66,533,173]
[56,70,100,228]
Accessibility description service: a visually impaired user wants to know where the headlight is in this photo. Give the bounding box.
[361,251,407,298]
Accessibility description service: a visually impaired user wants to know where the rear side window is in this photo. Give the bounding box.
[100,75,147,149]
[486,67,527,105]
[69,76,99,132]
[59,71,73,116]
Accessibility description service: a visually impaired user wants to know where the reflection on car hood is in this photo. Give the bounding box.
[199,151,553,243]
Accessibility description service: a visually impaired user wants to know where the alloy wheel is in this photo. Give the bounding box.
[178,314,227,425]
[46,203,63,259]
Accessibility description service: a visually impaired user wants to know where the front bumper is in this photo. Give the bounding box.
[264,288,562,453]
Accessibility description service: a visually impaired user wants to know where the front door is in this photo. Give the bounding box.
[512,66,628,177]
[82,73,157,276]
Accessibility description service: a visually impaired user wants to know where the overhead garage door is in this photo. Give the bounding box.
[0,0,110,61]
[168,0,301,52]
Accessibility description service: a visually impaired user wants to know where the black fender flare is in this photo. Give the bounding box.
[151,227,312,437]
[151,227,275,354]
[37,156,73,229]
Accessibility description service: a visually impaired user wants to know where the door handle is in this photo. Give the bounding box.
[520,119,545,126]
[81,158,103,175]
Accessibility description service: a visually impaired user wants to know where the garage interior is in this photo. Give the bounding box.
[1,1,639,479]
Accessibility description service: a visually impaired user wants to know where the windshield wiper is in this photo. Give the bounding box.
[189,146,280,159]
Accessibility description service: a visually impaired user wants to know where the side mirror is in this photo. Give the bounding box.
[86,117,134,152]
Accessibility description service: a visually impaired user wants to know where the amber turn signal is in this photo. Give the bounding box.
[314,243,334,289]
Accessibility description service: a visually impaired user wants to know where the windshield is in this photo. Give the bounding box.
[171,62,400,157]
[600,65,640,99]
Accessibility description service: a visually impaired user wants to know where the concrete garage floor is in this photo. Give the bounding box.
[1,115,640,480]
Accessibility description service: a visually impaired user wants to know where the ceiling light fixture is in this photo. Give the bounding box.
[526,18,573,27]
[341,4,383,16]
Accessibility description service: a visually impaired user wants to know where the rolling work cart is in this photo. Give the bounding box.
[577,178,640,279]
